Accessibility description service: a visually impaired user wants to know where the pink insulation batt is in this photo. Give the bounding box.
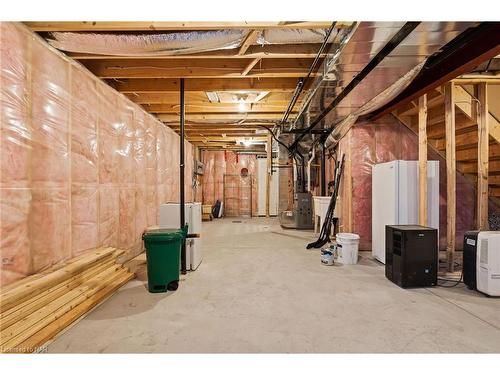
[330,115,499,251]
[0,23,196,286]
[201,151,257,215]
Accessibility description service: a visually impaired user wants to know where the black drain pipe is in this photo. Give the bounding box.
[290,22,421,150]
[320,143,326,195]
[280,22,337,124]
[180,78,187,275]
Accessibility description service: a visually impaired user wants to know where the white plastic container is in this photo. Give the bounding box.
[336,233,360,265]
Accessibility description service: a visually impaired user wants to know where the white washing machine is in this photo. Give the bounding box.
[159,203,202,271]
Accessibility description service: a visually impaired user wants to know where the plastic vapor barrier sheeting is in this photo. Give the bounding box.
[201,151,257,216]
[331,115,493,251]
[0,23,195,286]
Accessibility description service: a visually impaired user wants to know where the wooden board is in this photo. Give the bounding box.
[9,272,134,353]
[418,94,428,226]
[1,266,128,349]
[444,83,456,272]
[477,83,489,230]
[0,247,117,311]
[0,258,117,330]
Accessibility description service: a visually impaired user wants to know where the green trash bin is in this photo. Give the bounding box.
[142,228,185,293]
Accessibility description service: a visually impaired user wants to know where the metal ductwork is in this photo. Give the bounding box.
[289,21,479,149]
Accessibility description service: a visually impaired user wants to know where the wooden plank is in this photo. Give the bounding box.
[239,30,261,55]
[0,247,116,311]
[461,160,500,174]
[477,83,489,229]
[0,257,117,330]
[112,77,300,93]
[16,271,134,353]
[24,21,344,31]
[242,58,261,76]
[456,147,480,162]
[418,95,428,226]
[491,187,500,197]
[490,175,500,185]
[1,266,129,349]
[126,91,304,104]
[453,77,500,85]
[444,83,456,272]
[83,57,316,79]
[434,130,480,151]
[144,103,291,113]
[158,113,287,122]
[67,43,333,60]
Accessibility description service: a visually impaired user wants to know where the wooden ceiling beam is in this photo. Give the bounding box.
[83,58,317,79]
[112,77,301,93]
[66,44,332,60]
[125,91,305,104]
[143,103,292,113]
[25,21,347,31]
[158,112,284,121]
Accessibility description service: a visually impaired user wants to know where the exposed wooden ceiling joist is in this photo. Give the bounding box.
[157,112,285,121]
[25,21,349,31]
[66,44,332,60]
[143,103,295,113]
[125,91,306,104]
[112,77,302,93]
[238,30,262,55]
[82,58,319,79]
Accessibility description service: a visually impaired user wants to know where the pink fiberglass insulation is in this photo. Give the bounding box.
[330,114,496,251]
[201,150,257,216]
[0,23,196,286]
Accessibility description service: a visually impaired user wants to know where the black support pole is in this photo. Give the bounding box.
[180,78,187,275]
[321,145,326,196]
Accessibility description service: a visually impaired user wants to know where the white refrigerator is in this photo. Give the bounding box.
[159,203,203,271]
[372,160,439,264]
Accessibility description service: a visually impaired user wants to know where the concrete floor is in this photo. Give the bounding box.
[47,218,500,353]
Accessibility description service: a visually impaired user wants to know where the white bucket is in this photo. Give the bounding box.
[336,233,360,265]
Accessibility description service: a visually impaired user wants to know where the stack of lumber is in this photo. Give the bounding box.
[202,205,213,221]
[0,247,134,353]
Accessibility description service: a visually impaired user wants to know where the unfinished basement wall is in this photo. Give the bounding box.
[0,22,195,286]
[201,150,257,216]
[331,114,499,251]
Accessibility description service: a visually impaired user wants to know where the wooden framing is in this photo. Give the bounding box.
[241,58,262,76]
[22,21,343,152]
[113,77,300,93]
[239,30,262,55]
[83,58,318,79]
[266,133,272,217]
[65,44,334,60]
[345,131,353,233]
[418,95,428,226]
[444,83,456,272]
[25,21,349,31]
[477,83,489,229]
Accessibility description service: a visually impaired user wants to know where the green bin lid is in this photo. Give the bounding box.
[143,228,184,241]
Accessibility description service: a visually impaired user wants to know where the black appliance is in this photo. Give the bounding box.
[385,225,438,288]
[463,231,479,290]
